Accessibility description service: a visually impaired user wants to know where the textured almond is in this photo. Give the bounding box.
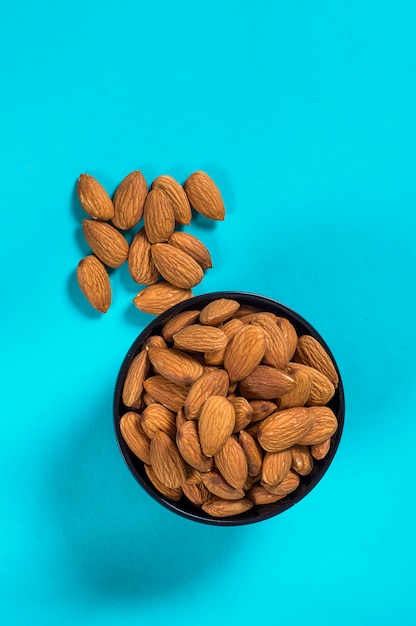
[168,231,212,269]
[119,411,151,464]
[82,220,129,268]
[257,407,315,452]
[144,464,182,501]
[232,305,260,319]
[128,228,159,285]
[290,445,314,475]
[143,335,168,350]
[199,298,240,326]
[147,347,204,385]
[290,363,335,406]
[77,174,114,221]
[224,324,266,382]
[203,318,244,366]
[311,438,331,460]
[228,396,253,432]
[162,310,201,341]
[276,317,298,361]
[202,497,253,518]
[247,484,286,505]
[297,406,338,445]
[176,407,188,431]
[278,367,312,410]
[143,187,175,243]
[176,420,213,472]
[173,324,227,353]
[76,255,111,313]
[182,481,210,506]
[150,430,187,489]
[112,170,147,230]
[198,396,235,457]
[249,400,278,423]
[184,171,225,220]
[133,282,192,315]
[214,436,248,490]
[239,365,296,400]
[152,174,192,225]
[294,335,339,387]
[252,315,288,369]
[201,470,245,500]
[141,403,176,440]
[239,430,263,476]
[121,349,150,408]
[184,369,229,419]
[143,375,188,412]
[151,243,204,289]
[262,470,300,496]
[261,450,292,487]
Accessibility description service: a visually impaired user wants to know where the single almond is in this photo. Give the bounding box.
[173,324,227,353]
[122,349,150,408]
[239,365,296,400]
[261,449,292,487]
[143,187,175,243]
[248,400,278,423]
[141,403,176,440]
[128,228,159,285]
[311,438,331,460]
[168,231,212,269]
[290,444,314,475]
[228,396,253,432]
[199,298,240,326]
[151,243,204,289]
[294,335,339,387]
[182,481,211,506]
[297,406,338,445]
[276,317,298,361]
[257,407,315,452]
[147,347,204,385]
[143,335,168,350]
[214,436,248,490]
[176,420,213,472]
[152,174,192,225]
[82,219,129,268]
[252,314,288,369]
[143,375,188,412]
[223,324,266,382]
[144,464,182,501]
[277,367,312,410]
[77,173,114,221]
[119,411,151,464]
[201,470,245,500]
[247,484,286,505]
[77,255,111,313]
[150,430,187,489]
[162,309,201,341]
[184,171,225,220]
[201,497,253,518]
[198,396,235,457]
[239,430,263,476]
[262,470,300,496]
[184,368,229,419]
[112,170,147,230]
[290,363,335,406]
[176,407,188,431]
[133,281,192,315]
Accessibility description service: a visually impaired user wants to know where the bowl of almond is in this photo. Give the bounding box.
[114,292,344,526]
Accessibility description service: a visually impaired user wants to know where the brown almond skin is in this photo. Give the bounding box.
[168,231,212,269]
[143,376,189,412]
[252,315,288,370]
[294,335,339,387]
[214,436,248,490]
[150,430,187,489]
[141,403,176,440]
[119,411,151,464]
[173,324,228,353]
[239,430,263,476]
[112,170,148,230]
[261,470,300,496]
[77,174,114,221]
[257,407,315,452]
[262,450,292,487]
[223,324,266,382]
[199,299,240,326]
[182,481,211,506]
[198,396,235,457]
[297,407,338,445]
[128,228,159,285]
[276,317,298,361]
[278,367,312,410]
[290,444,314,475]
[229,396,253,432]
[162,310,201,342]
[202,497,254,518]
[147,347,204,385]
[247,484,286,505]
[290,363,335,406]
[82,220,129,268]
[201,470,245,500]
[133,282,192,315]
[249,400,278,423]
[184,171,225,220]
[76,255,111,313]
[184,368,229,420]
[311,438,331,460]
[204,318,244,366]
[152,174,192,225]
[151,243,204,289]
[176,420,213,472]
[144,464,182,501]
[122,349,150,408]
[239,365,296,400]
[143,187,175,243]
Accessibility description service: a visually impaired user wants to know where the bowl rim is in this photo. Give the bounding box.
[113,291,345,526]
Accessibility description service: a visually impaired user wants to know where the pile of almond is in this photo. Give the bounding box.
[76,170,224,315]
[118,297,339,518]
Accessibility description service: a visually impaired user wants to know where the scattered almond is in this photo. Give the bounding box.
[168,231,212,269]
[151,243,204,289]
[184,171,225,220]
[152,174,192,225]
[82,219,129,268]
[77,174,114,221]
[77,255,111,313]
[112,170,147,230]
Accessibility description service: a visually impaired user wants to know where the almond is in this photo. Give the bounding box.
[297,406,338,445]
[182,481,211,506]
[147,347,204,385]
[239,365,296,400]
[199,298,240,326]
[176,407,188,431]
[261,450,292,487]
[257,407,315,452]
[162,309,201,341]
[143,375,188,412]
[276,317,298,361]
[262,470,300,496]
[248,400,278,423]
[311,438,331,460]
[223,324,266,382]
[239,430,263,476]
[252,314,288,369]
[128,228,159,285]
[201,497,253,518]
[133,281,192,315]
[112,170,147,230]
[151,174,192,225]
[76,255,112,313]
[203,318,243,366]
[150,430,187,489]
[121,349,150,408]
[201,470,245,500]
[198,396,235,457]
[173,324,227,353]
[77,173,114,221]
[143,335,168,350]
[119,411,151,464]
[82,220,129,268]
[151,243,204,289]
[168,231,212,269]
[184,171,225,220]
[290,445,314,475]
[144,464,182,501]
[290,363,335,406]
[277,367,312,410]
[184,368,229,419]
[247,484,286,505]
[228,396,253,432]
[141,403,176,440]
[176,420,213,472]
[143,187,175,243]
[214,436,248,490]
[294,335,339,387]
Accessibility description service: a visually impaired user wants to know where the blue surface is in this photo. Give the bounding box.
[1,1,415,624]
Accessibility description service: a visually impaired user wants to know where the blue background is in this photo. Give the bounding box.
[1,1,415,624]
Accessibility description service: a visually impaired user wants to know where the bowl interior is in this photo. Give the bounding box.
[114,291,345,526]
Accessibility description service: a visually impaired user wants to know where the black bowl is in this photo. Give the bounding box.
[114,292,345,526]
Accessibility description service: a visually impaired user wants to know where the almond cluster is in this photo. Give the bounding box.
[75,171,224,314]
[118,298,339,518]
